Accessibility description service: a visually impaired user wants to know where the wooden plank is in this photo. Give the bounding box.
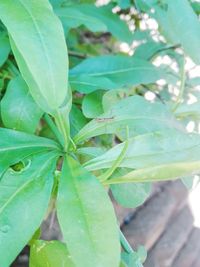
[172,227,200,267]
[144,206,194,267]
[122,180,188,250]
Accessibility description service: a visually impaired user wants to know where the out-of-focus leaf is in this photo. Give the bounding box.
[0,0,68,112]
[0,152,57,267]
[134,41,166,60]
[30,240,75,267]
[57,156,120,267]
[1,76,43,133]
[82,90,104,118]
[69,55,165,93]
[111,182,151,208]
[0,31,10,66]
[74,96,181,144]
[56,4,133,42]
[70,104,87,137]
[175,102,200,120]
[151,0,200,64]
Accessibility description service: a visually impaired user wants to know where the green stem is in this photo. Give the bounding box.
[172,58,186,112]
[44,114,63,146]
[120,230,133,254]
[54,110,70,152]
[99,127,129,182]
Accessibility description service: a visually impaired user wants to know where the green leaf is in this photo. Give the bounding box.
[108,161,200,184]
[111,182,151,208]
[0,152,57,267]
[0,0,68,112]
[154,0,200,64]
[30,240,75,267]
[117,0,131,9]
[57,156,120,267]
[74,96,181,144]
[0,127,61,177]
[85,129,200,171]
[56,4,132,42]
[0,31,10,67]
[175,102,200,120]
[134,41,166,60]
[69,55,165,93]
[1,76,43,133]
[82,90,104,118]
[70,104,88,137]
[55,5,107,32]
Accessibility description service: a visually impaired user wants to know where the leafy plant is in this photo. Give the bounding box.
[0,0,200,266]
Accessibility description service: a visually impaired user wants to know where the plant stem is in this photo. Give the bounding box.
[54,110,70,152]
[172,58,186,112]
[120,230,133,254]
[44,114,64,146]
[99,127,129,182]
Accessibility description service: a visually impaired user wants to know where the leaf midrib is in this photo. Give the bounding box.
[17,0,56,102]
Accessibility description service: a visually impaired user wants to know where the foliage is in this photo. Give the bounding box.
[0,0,200,266]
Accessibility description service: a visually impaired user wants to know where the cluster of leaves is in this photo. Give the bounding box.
[0,0,200,266]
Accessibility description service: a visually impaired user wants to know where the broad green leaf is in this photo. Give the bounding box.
[57,156,120,267]
[69,55,165,93]
[1,76,43,133]
[0,128,61,177]
[0,152,57,267]
[0,0,68,112]
[111,182,151,208]
[82,90,104,118]
[153,0,200,64]
[0,31,10,67]
[56,4,132,42]
[30,240,74,267]
[74,96,181,144]
[85,129,200,171]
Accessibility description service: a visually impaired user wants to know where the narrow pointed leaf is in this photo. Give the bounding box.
[0,0,68,112]
[85,130,200,171]
[57,156,120,267]
[0,152,57,267]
